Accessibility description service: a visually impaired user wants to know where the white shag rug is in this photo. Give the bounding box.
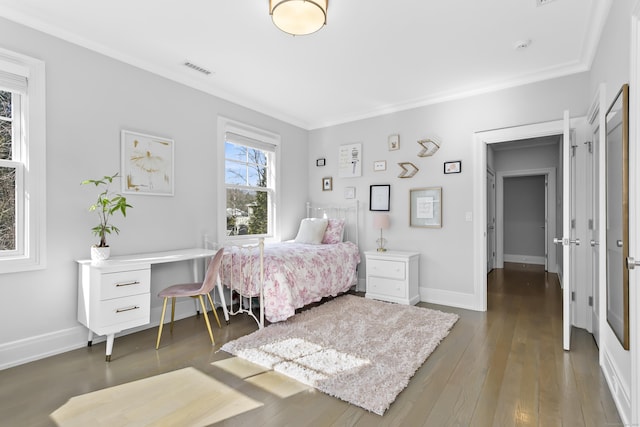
[221,294,458,415]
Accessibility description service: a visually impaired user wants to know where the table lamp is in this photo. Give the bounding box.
[373,214,390,252]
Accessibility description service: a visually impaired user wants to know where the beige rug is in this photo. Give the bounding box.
[50,367,262,427]
[221,294,459,415]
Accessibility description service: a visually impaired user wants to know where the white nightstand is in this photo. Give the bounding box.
[364,250,420,305]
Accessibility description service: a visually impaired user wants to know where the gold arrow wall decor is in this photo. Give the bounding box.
[398,162,419,178]
[417,137,441,157]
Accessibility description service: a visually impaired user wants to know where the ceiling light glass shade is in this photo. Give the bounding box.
[270,0,328,36]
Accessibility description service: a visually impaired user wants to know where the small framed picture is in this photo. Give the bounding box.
[444,160,462,174]
[344,186,356,199]
[374,160,387,171]
[322,177,333,191]
[370,184,391,211]
[316,158,326,167]
[388,134,400,151]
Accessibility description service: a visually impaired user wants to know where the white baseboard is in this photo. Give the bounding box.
[504,254,546,265]
[0,299,221,370]
[419,287,481,311]
[601,348,631,425]
[0,326,89,370]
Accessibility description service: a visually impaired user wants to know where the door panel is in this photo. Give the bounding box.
[605,84,630,349]
[561,110,574,351]
[487,169,496,273]
[591,125,601,345]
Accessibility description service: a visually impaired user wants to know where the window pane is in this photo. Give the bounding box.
[0,167,16,250]
[0,119,11,160]
[226,188,268,236]
[225,141,246,162]
[248,147,266,165]
[225,162,246,185]
[0,91,11,119]
[247,165,264,187]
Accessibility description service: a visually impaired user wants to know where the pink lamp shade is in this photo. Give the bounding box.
[373,214,390,230]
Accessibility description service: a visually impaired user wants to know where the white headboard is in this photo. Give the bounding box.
[306,200,359,246]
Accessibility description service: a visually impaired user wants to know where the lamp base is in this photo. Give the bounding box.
[377,247,387,252]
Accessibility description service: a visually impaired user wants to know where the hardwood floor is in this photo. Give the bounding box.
[0,263,623,426]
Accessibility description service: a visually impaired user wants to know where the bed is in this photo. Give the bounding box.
[220,201,360,328]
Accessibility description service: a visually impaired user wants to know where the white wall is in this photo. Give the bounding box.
[0,17,308,367]
[309,73,589,308]
[503,176,546,261]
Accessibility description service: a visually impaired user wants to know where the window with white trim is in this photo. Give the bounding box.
[0,49,46,273]
[218,117,279,241]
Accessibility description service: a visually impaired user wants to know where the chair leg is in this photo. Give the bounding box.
[170,297,176,333]
[207,292,222,328]
[198,295,215,345]
[156,297,169,349]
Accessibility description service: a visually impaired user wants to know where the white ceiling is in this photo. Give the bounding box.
[0,0,611,130]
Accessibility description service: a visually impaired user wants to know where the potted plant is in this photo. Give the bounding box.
[82,173,132,260]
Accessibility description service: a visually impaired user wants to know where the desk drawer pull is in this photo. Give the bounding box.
[115,281,140,287]
[116,305,140,313]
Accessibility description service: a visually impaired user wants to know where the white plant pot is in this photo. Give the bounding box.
[91,246,111,261]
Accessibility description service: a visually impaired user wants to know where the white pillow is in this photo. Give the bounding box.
[294,218,329,244]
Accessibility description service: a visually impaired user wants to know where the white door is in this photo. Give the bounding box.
[555,110,578,351]
[590,116,602,345]
[487,169,496,273]
[544,175,549,271]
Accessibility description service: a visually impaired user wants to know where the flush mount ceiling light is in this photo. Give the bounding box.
[269,0,328,36]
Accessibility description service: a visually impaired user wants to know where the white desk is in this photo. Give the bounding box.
[77,248,229,361]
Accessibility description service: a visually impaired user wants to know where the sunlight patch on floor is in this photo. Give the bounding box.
[236,337,370,385]
[245,371,313,398]
[50,367,262,427]
[211,356,269,379]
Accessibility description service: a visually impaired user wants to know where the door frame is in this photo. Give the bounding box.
[473,118,579,311]
[495,168,557,272]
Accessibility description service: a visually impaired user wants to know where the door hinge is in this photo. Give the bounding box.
[588,296,593,307]
[571,291,576,301]
[571,219,576,229]
[588,219,593,230]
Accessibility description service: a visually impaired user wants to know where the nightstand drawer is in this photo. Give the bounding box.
[99,269,150,300]
[368,259,405,280]
[368,277,406,299]
[98,294,150,327]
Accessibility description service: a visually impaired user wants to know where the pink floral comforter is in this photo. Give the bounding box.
[221,241,360,323]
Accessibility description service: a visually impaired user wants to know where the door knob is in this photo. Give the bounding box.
[627,256,640,270]
[617,240,624,247]
[553,238,580,246]
[590,240,599,247]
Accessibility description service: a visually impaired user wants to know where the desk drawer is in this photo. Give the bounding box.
[368,259,405,280]
[98,293,150,327]
[368,277,406,299]
[99,269,150,300]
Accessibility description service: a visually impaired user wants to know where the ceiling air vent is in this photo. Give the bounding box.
[536,0,556,6]
[183,61,213,76]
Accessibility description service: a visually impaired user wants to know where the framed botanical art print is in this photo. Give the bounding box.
[121,130,174,196]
